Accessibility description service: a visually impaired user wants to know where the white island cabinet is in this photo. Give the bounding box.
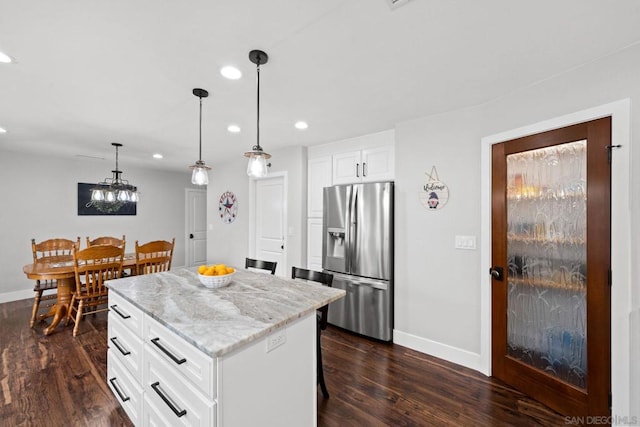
[106,268,345,427]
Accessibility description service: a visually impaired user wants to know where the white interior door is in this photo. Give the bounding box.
[185,189,207,267]
[254,175,286,276]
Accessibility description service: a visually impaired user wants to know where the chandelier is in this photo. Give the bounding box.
[90,143,139,208]
[190,88,211,185]
[244,49,271,178]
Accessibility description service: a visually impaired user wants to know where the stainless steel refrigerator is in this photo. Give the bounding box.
[322,181,393,341]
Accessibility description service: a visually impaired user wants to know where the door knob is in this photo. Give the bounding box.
[189,233,194,239]
[489,266,504,281]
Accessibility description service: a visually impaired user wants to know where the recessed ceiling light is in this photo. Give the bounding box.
[220,66,242,80]
[294,121,309,130]
[0,127,6,133]
[0,51,12,64]
[153,153,163,159]
[227,124,241,133]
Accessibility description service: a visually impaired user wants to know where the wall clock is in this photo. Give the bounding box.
[218,191,238,224]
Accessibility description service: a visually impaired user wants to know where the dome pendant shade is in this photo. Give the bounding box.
[189,88,211,185]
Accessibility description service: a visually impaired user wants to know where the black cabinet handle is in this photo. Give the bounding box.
[189,233,194,239]
[110,337,131,356]
[151,337,186,365]
[110,305,131,319]
[363,162,367,177]
[109,377,130,402]
[151,381,187,418]
[356,163,360,177]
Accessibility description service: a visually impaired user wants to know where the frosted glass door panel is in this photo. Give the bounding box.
[506,140,587,389]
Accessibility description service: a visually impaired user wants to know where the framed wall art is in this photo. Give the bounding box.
[77,182,137,216]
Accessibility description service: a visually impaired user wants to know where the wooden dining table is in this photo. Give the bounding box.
[23,253,136,335]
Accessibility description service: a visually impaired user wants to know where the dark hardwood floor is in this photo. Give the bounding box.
[1,299,565,426]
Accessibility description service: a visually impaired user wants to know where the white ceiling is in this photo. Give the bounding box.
[1,0,640,173]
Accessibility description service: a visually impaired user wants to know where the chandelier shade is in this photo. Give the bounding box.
[90,143,139,211]
[245,49,271,178]
[190,88,211,185]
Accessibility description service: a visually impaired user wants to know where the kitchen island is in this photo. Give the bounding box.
[105,267,345,427]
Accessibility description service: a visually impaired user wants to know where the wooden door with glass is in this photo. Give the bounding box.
[490,118,611,418]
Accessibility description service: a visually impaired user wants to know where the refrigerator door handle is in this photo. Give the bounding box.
[349,185,358,274]
[332,272,389,291]
[344,185,352,273]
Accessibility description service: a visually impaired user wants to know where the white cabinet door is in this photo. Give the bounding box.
[332,150,362,185]
[143,346,215,427]
[362,145,394,182]
[332,146,394,184]
[108,352,144,426]
[307,218,323,271]
[307,156,332,218]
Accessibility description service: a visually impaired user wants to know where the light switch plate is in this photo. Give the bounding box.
[455,235,477,250]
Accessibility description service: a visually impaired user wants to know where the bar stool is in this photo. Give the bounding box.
[291,267,334,398]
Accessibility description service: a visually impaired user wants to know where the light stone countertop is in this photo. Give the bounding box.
[105,267,345,358]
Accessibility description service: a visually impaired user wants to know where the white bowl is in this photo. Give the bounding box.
[198,271,235,289]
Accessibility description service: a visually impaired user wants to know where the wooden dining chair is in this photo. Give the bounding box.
[135,238,175,275]
[87,236,131,275]
[291,267,334,398]
[29,237,80,328]
[245,257,277,275]
[86,235,126,249]
[67,244,124,336]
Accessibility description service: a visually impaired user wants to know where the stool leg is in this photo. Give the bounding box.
[317,325,329,398]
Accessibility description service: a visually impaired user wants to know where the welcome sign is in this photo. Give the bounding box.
[418,167,449,210]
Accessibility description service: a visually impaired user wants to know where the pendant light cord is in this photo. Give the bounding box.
[256,56,261,150]
[198,96,203,162]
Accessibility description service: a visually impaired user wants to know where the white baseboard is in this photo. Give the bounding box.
[0,289,33,304]
[393,329,485,375]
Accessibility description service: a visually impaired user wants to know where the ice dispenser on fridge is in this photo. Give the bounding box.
[326,228,345,259]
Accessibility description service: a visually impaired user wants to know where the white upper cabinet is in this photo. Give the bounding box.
[332,150,362,185]
[332,145,395,185]
[362,145,395,182]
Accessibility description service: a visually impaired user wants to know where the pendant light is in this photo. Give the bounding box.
[244,49,271,178]
[91,142,139,205]
[189,88,211,185]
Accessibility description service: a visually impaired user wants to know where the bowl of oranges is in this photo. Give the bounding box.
[197,264,236,289]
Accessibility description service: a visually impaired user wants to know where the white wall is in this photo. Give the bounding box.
[394,44,639,417]
[206,146,306,273]
[0,149,198,302]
